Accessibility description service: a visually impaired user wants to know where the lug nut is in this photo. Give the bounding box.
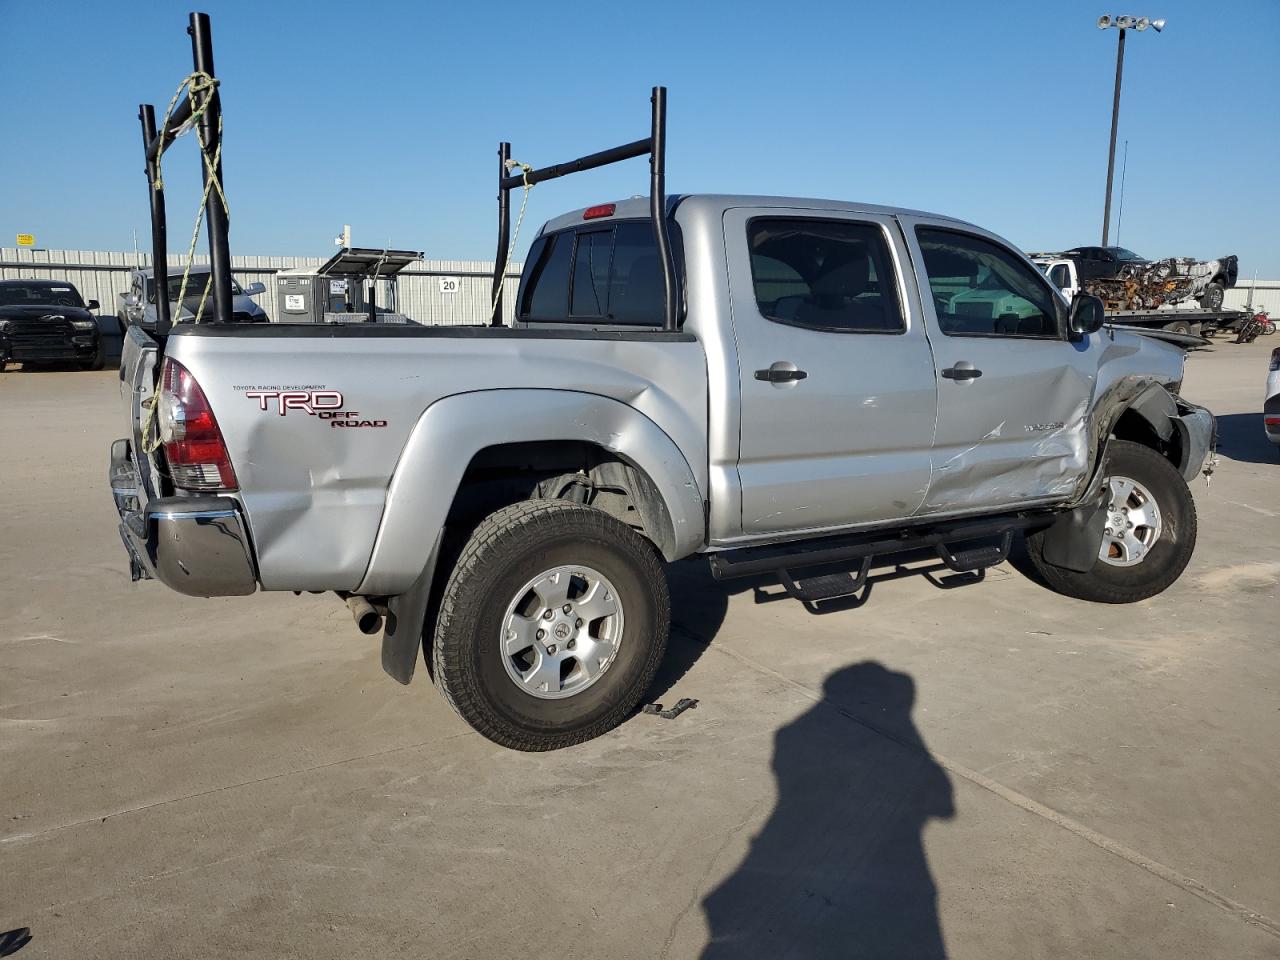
[543,609,554,620]
[567,639,576,650]
[562,604,572,614]
[536,629,545,640]
[575,618,583,628]
[546,644,557,655]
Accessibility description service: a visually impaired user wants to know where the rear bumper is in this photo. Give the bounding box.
[110,438,257,597]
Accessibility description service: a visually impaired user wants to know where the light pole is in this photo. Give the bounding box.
[1098,14,1165,246]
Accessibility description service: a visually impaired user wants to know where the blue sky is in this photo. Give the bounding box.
[2,0,1277,275]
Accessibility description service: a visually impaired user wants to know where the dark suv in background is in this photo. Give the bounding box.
[0,280,104,370]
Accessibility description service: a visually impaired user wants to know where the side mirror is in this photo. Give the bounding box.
[1069,292,1106,338]
[86,298,100,311]
[242,281,266,297]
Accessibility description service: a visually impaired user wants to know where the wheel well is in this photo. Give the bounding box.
[444,440,675,558]
[1111,407,1183,471]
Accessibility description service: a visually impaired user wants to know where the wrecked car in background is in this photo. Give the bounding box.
[1031,246,1238,311]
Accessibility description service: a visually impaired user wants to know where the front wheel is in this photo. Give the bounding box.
[1026,440,1197,604]
[432,499,670,751]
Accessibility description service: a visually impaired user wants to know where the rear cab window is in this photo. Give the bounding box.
[518,220,684,327]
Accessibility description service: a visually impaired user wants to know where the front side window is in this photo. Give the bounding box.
[1048,263,1071,290]
[747,218,904,333]
[916,228,1061,338]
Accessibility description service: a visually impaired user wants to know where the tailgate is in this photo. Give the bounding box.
[118,324,163,500]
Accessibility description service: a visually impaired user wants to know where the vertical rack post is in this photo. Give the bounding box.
[188,11,233,323]
[139,104,172,336]
[650,86,677,332]
[491,141,512,326]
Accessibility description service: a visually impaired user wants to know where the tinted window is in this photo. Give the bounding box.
[520,233,573,321]
[522,220,680,327]
[917,229,1060,338]
[1048,263,1071,290]
[608,222,666,326]
[0,283,84,307]
[747,218,903,333]
[570,230,612,317]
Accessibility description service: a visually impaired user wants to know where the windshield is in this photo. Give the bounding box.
[1108,247,1145,262]
[147,274,244,303]
[0,283,85,308]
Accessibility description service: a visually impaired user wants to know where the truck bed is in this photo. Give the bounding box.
[143,322,708,594]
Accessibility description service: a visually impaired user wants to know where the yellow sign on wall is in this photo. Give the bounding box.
[16,233,35,247]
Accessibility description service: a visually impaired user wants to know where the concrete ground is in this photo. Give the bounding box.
[2,340,1278,960]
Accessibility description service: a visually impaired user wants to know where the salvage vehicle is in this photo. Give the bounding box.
[1036,257,1247,338]
[1031,246,1238,311]
[1266,346,1280,457]
[118,267,268,332]
[110,15,1217,751]
[0,279,104,370]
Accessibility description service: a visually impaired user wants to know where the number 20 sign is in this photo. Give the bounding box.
[438,277,461,294]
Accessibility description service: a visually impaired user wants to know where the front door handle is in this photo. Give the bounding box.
[941,362,982,381]
[755,362,808,384]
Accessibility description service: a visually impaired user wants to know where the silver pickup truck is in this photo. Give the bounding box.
[111,58,1213,751]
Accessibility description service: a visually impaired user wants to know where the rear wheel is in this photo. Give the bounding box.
[1162,320,1192,335]
[1027,440,1196,603]
[432,499,670,751]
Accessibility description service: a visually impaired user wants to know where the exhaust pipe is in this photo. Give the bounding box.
[343,594,383,635]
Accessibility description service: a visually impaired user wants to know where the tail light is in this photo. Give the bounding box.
[1270,348,1280,372]
[157,358,238,491]
[582,203,616,220]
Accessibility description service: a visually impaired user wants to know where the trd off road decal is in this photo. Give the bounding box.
[234,385,387,428]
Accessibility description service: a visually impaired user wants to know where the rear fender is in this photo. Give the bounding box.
[359,389,705,596]
[369,389,705,685]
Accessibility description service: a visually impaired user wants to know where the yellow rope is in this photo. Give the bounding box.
[141,71,228,454]
[490,161,533,323]
[155,71,228,327]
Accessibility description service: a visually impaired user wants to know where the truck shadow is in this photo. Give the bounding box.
[1213,413,1278,465]
[700,661,953,959]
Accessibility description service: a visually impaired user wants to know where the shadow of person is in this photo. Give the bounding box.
[700,662,954,959]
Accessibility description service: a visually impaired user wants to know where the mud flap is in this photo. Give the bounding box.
[379,532,441,685]
[1039,482,1109,573]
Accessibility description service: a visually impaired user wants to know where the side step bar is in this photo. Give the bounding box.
[709,513,1046,604]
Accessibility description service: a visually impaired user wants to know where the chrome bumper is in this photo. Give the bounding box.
[110,438,257,597]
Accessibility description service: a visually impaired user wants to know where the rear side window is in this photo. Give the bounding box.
[916,228,1060,338]
[520,220,681,326]
[747,218,904,333]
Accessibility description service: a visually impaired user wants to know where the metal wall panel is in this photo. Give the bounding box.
[0,247,523,325]
[6,246,1277,321]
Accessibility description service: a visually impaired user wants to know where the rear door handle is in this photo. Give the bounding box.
[755,364,808,383]
[941,362,982,381]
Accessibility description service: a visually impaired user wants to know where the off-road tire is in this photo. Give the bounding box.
[1200,282,1225,311]
[432,499,669,751]
[1026,440,1196,603]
